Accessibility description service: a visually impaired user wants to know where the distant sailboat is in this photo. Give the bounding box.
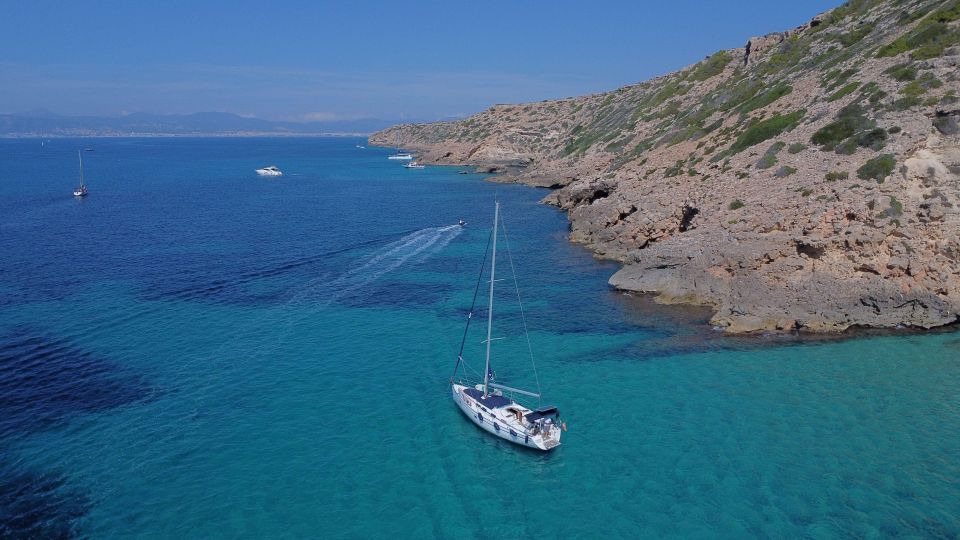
[387,133,413,160]
[450,202,565,451]
[73,151,88,197]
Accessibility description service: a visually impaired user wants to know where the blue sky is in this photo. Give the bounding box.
[1,0,841,121]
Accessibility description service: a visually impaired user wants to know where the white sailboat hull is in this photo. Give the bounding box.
[387,155,413,160]
[451,384,561,451]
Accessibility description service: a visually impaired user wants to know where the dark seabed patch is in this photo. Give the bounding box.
[0,326,154,438]
[0,465,90,539]
[339,281,454,309]
[137,230,424,306]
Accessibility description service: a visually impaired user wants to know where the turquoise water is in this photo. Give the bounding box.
[1,137,958,538]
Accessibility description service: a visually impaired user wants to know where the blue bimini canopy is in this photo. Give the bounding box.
[464,387,513,409]
[524,406,559,422]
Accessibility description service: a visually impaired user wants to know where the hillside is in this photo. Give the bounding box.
[371,0,960,333]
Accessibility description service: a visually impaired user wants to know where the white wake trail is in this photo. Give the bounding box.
[287,225,462,307]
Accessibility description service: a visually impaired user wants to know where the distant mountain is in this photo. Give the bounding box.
[0,111,407,136]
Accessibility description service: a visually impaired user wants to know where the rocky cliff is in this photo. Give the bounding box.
[371,0,960,333]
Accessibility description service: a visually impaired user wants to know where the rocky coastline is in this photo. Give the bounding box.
[371,0,960,333]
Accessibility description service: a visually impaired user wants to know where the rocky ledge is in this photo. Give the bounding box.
[371,0,960,333]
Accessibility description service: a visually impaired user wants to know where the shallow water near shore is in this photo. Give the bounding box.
[1,137,958,538]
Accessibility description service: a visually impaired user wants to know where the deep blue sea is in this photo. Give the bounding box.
[1,137,958,538]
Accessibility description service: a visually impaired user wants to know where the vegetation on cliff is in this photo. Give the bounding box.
[372,0,960,333]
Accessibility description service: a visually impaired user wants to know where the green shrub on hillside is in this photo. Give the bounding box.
[857,128,888,151]
[857,154,896,181]
[730,110,806,153]
[811,103,873,150]
[901,73,944,98]
[690,51,732,81]
[665,160,686,178]
[883,63,917,81]
[729,199,745,210]
[884,196,904,218]
[831,22,875,47]
[813,0,875,31]
[788,142,807,154]
[825,171,849,181]
[877,5,960,60]
[893,96,922,110]
[775,165,798,178]
[757,142,786,169]
[739,83,793,114]
[761,36,810,75]
[835,137,859,155]
[828,82,862,101]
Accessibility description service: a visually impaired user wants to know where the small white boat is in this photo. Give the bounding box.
[404,161,425,169]
[450,202,565,451]
[458,219,466,227]
[73,151,88,197]
[356,144,366,149]
[256,166,283,176]
[387,133,414,160]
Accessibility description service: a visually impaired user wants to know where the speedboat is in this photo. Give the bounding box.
[256,166,283,176]
[404,161,425,169]
[73,151,88,197]
[450,201,565,451]
[458,219,466,227]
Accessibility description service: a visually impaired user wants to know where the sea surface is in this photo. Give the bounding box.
[1,137,958,538]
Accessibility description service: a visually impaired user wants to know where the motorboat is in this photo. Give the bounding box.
[458,219,466,227]
[404,161,425,169]
[450,201,565,451]
[256,166,283,176]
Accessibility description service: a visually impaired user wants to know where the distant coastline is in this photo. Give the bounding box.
[0,110,418,139]
[1,132,368,138]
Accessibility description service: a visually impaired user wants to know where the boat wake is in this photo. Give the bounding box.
[288,224,462,306]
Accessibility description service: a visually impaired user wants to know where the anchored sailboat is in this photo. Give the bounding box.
[387,133,413,160]
[450,202,564,451]
[73,151,88,197]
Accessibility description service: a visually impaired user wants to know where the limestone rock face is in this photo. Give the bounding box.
[371,0,960,333]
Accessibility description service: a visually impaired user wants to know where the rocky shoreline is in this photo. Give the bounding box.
[371,0,960,333]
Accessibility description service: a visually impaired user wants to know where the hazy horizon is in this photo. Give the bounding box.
[2,0,840,123]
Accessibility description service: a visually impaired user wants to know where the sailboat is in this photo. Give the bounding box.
[73,151,88,197]
[387,133,413,160]
[450,202,564,451]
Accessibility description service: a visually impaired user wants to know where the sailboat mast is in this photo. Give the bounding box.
[78,151,84,188]
[483,201,499,398]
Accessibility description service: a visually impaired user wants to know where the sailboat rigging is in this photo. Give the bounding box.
[73,151,88,197]
[387,132,413,161]
[450,201,564,451]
